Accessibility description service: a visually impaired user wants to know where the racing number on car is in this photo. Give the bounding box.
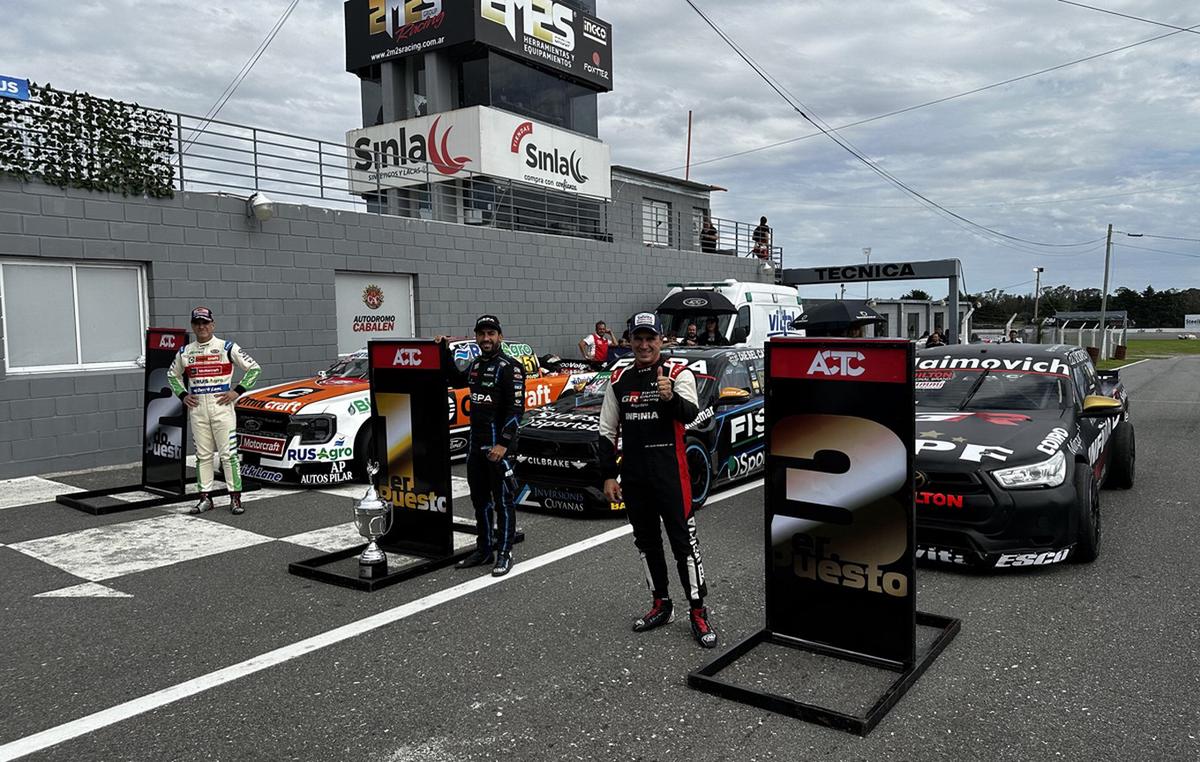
[275,387,317,399]
[770,414,910,597]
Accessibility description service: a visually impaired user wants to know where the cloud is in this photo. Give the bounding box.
[3,0,1198,296]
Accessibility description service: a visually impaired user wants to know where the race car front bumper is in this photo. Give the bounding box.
[915,466,1081,568]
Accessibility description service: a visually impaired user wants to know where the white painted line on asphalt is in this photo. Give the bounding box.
[0,477,77,511]
[33,582,133,599]
[1113,358,1149,370]
[10,515,273,582]
[0,478,764,761]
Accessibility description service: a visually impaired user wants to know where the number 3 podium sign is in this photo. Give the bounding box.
[689,338,959,736]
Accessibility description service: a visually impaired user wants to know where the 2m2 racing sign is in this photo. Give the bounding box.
[765,338,916,665]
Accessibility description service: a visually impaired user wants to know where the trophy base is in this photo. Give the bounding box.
[358,559,389,579]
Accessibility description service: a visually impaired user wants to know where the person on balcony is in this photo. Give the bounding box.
[752,216,772,260]
[700,213,718,254]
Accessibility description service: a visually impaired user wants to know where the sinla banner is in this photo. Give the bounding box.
[346,105,612,199]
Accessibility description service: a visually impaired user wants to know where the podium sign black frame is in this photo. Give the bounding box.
[688,338,959,735]
[288,339,522,592]
[57,327,256,515]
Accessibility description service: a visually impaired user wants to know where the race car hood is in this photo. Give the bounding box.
[236,377,369,416]
[519,395,604,443]
[913,408,1074,470]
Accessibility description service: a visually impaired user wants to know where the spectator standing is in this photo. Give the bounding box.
[752,216,772,260]
[682,324,699,346]
[700,213,718,254]
[696,317,729,346]
[579,321,615,363]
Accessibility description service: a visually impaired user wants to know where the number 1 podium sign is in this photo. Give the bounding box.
[688,338,960,736]
[288,339,522,592]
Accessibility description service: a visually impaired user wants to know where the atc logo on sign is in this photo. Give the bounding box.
[362,284,385,310]
[806,350,865,378]
[772,344,908,384]
[150,331,182,350]
[372,343,440,370]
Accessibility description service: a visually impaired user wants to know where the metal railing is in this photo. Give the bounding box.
[3,98,783,269]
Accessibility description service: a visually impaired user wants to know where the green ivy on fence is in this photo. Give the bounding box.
[0,83,175,198]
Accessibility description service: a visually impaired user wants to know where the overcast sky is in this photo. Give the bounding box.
[4,0,1199,299]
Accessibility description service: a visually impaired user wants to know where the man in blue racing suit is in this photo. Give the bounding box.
[438,315,526,576]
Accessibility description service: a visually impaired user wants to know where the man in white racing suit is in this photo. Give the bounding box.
[167,307,261,515]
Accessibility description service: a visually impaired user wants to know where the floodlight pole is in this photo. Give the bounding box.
[1032,266,1044,342]
[863,247,871,298]
[1099,224,1113,359]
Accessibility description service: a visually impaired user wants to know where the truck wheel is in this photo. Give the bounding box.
[1102,423,1135,490]
[686,439,712,511]
[1071,464,1101,563]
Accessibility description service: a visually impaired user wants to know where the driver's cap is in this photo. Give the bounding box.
[628,312,663,336]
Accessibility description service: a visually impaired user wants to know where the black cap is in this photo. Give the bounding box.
[628,312,663,336]
[190,306,214,323]
[474,314,502,333]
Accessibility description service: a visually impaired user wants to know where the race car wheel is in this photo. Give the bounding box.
[351,424,376,483]
[1071,464,1101,563]
[1103,423,1135,490]
[685,439,712,511]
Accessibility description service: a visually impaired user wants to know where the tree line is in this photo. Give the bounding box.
[964,285,1200,328]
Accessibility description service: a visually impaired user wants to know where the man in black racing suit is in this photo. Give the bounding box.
[438,315,526,576]
[599,312,718,648]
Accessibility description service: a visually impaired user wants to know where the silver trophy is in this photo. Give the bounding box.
[353,461,392,574]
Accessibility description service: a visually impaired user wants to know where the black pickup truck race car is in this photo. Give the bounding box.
[513,347,767,516]
[912,344,1133,569]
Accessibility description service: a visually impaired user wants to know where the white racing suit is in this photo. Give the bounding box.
[167,337,261,492]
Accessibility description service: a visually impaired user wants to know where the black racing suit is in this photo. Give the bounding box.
[443,345,526,555]
[599,359,707,603]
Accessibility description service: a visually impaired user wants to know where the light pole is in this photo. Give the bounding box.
[863,247,872,299]
[1099,225,1113,359]
[1032,266,1044,342]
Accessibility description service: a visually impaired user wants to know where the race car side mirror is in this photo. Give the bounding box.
[1081,395,1124,417]
[718,387,752,404]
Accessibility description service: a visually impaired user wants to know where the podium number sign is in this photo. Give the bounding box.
[142,328,189,494]
[765,339,916,665]
[369,340,453,558]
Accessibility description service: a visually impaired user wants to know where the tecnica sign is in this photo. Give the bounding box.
[346,105,612,198]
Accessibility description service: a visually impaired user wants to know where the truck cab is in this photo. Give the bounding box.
[658,280,804,347]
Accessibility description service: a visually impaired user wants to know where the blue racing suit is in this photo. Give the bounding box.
[443,344,526,554]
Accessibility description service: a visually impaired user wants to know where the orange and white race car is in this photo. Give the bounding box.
[234,340,596,486]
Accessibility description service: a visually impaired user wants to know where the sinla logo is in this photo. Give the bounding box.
[510,121,588,184]
[807,350,865,377]
[353,116,470,175]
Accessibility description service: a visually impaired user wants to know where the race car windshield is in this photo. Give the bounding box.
[324,355,369,379]
[916,369,1067,411]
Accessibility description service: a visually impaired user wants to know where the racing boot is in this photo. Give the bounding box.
[632,597,674,633]
[188,493,214,515]
[689,605,719,649]
[491,551,514,577]
[229,492,245,515]
[455,548,494,569]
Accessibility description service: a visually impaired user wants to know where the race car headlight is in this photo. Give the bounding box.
[290,414,336,444]
[992,449,1067,489]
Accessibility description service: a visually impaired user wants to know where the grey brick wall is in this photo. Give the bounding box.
[0,178,766,478]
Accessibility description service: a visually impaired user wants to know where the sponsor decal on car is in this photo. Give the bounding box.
[916,356,1070,376]
[287,435,353,462]
[994,548,1071,567]
[241,464,284,483]
[1036,427,1071,456]
[300,462,356,486]
[240,434,287,457]
[347,399,371,415]
[543,498,586,512]
[686,406,715,430]
[915,439,1015,463]
[729,409,765,445]
[915,412,1031,426]
[525,411,598,431]
[916,546,970,565]
[724,448,764,479]
[915,491,964,509]
[515,454,587,469]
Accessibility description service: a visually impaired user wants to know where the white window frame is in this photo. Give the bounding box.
[642,199,671,247]
[0,258,149,375]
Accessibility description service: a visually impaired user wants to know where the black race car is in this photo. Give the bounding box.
[912,344,1134,569]
[513,347,767,516]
